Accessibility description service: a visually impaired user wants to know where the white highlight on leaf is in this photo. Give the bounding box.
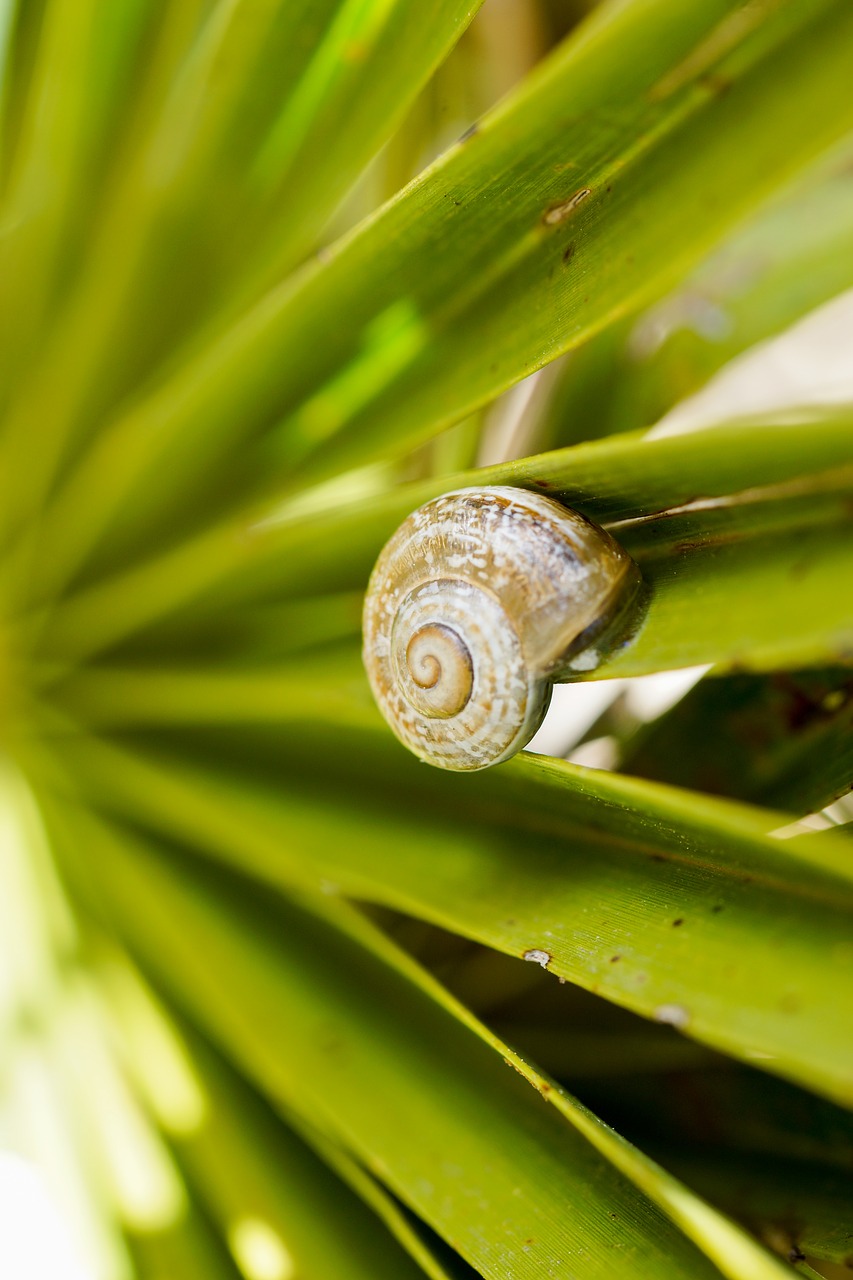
[99,957,207,1137]
[654,1003,690,1029]
[229,1217,295,1280]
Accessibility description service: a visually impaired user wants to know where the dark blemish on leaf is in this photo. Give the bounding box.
[543,188,591,225]
[672,918,684,928]
[458,122,479,143]
[649,853,667,863]
[711,904,724,914]
[771,672,848,734]
[699,71,732,96]
[606,185,612,193]
[675,527,748,555]
[562,243,576,264]
[610,955,621,963]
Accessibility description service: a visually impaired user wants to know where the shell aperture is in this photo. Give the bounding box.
[362,487,640,771]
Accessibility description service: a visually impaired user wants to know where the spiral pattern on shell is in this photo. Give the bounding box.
[363,487,640,771]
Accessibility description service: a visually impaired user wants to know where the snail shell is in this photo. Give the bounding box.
[363,486,640,771]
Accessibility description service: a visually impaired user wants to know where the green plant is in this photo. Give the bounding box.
[2,1,853,1277]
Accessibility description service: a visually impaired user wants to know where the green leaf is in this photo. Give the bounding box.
[576,1060,853,1176]
[40,414,853,672]
[661,1149,853,1268]
[126,1202,243,1280]
[238,0,487,285]
[99,953,441,1280]
[33,712,853,1108]
[622,668,853,815]
[6,1,853,1277]
[27,0,853,602]
[42,792,794,1280]
[534,141,853,447]
[604,519,853,678]
[574,1064,853,1263]
[0,0,153,384]
[0,0,483,563]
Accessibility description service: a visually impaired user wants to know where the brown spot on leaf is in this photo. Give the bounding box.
[699,71,732,96]
[543,188,591,225]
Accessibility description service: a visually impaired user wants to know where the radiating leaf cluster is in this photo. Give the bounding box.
[1,2,853,1279]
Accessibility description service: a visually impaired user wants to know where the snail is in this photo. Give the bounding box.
[362,486,641,771]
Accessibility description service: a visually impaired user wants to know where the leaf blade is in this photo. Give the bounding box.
[33,717,853,1107]
[30,0,853,600]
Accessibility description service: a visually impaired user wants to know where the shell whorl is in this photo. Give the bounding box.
[363,487,639,771]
